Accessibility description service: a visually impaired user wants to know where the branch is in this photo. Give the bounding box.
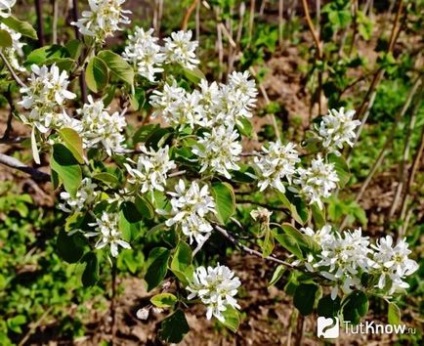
[0,51,26,88]
[214,224,294,268]
[0,153,50,182]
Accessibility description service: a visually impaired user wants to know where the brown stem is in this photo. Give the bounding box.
[70,0,88,103]
[181,0,200,30]
[2,87,15,140]
[35,0,45,47]
[110,260,117,340]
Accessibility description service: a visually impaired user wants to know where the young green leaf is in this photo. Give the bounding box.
[151,293,178,308]
[170,241,194,286]
[0,29,12,48]
[219,307,241,332]
[159,309,190,343]
[58,128,84,164]
[341,290,369,324]
[145,247,171,291]
[268,265,286,287]
[97,50,134,86]
[294,283,319,316]
[57,230,85,263]
[211,182,236,224]
[81,252,99,287]
[85,56,109,93]
[2,16,37,39]
[51,143,82,198]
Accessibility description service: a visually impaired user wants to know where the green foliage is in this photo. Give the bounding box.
[159,309,190,343]
[294,283,320,316]
[341,290,369,324]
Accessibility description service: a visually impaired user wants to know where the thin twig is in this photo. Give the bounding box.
[0,51,26,88]
[52,0,59,44]
[0,153,50,182]
[214,225,294,267]
[2,87,15,140]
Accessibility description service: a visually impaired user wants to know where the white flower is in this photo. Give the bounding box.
[187,264,241,321]
[371,235,418,293]
[228,71,257,110]
[87,212,131,257]
[163,30,199,69]
[19,64,76,133]
[294,155,339,209]
[318,107,361,155]
[164,180,216,246]
[124,145,176,193]
[301,224,333,247]
[192,125,242,179]
[72,0,131,42]
[0,0,15,18]
[250,207,273,223]
[58,178,99,213]
[122,27,165,82]
[254,141,300,193]
[77,96,127,156]
[312,227,371,299]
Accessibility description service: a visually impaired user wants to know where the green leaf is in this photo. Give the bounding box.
[25,45,70,67]
[273,231,303,259]
[97,50,134,86]
[159,309,190,344]
[342,290,368,324]
[81,252,99,287]
[145,247,170,291]
[65,39,83,60]
[311,203,326,229]
[92,172,119,187]
[268,265,286,287]
[0,29,12,48]
[135,194,154,219]
[121,201,143,223]
[294,283,319,316]
[58,128,84,164]
[260,228,275,258]
[219,307,241,332]
[328,153,350,188]
[281,223,320,254]
[7,315,27,334]
[387,302,401,325]
[2,16,37,39]
[51,143,82,198]
[171,241,194,286]
[57,230,85,263]
[211,182,236,224]
[151,293,178,308]
[144,127,173,150]
[133,124,160,143]
[236,117,253,138]
[317,294,341,318]
[85,56,109,93]
[183,67,206,83]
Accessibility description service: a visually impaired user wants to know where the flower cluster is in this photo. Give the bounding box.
[150,71,257,129]
[253,141,300,193]
[0,23,25,72]
[163,30,199,70]
[295,155,339,209]
[163,180,216,246]
[187,264,241,321]
[122,27,164,82]
[317,107,361,155]
[122,28,200,81]
[87,212,131,257]
[75,96,127,156]
[0,0,15,18]
[192,125,242,179]
[124,145,176,193]
[371,235,419,294]
[58,178,99,213]
[72,0,131,42]
[19,64,76,133]
[302,226,418,299]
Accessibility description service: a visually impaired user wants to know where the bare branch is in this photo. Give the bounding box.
[0,153,50,182]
